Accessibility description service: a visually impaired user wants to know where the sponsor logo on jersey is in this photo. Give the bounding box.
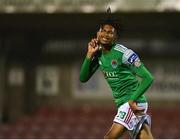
[103,71,118,78]
[111,60,118,68]
[128,53,138,64]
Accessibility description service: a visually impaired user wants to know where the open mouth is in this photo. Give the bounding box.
[102,37,110,42]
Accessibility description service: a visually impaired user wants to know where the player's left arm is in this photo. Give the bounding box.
[130,63,154,101]
[122,49,154,101]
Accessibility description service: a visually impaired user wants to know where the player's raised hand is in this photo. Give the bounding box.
[86,38,99,59]
[128,100,145,116]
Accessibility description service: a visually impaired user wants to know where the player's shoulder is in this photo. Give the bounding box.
[113,43,141,66]
[113,43,136,58]
[113,43,128,53]
[113,43,137,56]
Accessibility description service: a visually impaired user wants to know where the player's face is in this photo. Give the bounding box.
[97,24,117,46]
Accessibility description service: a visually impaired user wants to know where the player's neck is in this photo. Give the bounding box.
[103,46,111,53]
[102,43,115,52]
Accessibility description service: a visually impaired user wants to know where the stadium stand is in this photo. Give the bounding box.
[0,106,179,139]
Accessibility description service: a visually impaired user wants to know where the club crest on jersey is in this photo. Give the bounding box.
[111,60,118,68]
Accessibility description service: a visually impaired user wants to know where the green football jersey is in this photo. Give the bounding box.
[98,43,146,107]
[80,43,154,107]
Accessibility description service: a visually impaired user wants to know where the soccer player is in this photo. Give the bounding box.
[79,18,154,139]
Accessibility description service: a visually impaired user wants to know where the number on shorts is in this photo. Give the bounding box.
[119,111,126,119]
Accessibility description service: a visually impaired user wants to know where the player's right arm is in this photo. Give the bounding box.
[79,38,99,82]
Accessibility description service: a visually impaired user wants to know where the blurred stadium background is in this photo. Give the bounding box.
[0,0,180,138]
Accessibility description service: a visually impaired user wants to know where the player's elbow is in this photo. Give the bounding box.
[147,74,154,85]
[80,78,87,83]
[79,76,88,83]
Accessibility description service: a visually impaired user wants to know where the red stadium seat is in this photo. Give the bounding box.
[0,106,179,139]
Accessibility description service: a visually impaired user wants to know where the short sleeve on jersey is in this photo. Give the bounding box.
[122,49,141,67]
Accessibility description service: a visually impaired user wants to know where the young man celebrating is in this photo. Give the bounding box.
[79,19,154,139]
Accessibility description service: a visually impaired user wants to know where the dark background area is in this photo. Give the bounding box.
[0,11,179,138]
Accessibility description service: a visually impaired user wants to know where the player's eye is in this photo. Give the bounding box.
[101,29,114,35]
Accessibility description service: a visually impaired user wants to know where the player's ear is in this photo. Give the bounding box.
[113,33,117,41]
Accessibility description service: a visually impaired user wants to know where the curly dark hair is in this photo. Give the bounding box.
[100,18,120,34]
